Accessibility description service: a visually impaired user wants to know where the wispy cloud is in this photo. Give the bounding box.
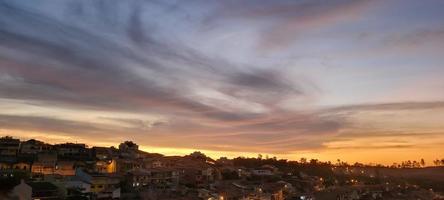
[203,0,378,51]
[1,0,444,164]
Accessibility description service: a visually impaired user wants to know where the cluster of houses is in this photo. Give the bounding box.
[1,136,302,200]
[0,136,218,199]
[0,136,440,200]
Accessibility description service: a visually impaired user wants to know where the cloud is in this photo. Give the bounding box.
[326,144,414,150]
[383,26,444,49]
[1,0,444,161]
[326,101,444,113]
[317,101,444,151]
[0,114,110,136]
[0,107,346,154]
[0,1,308,119]
[0,0,330,153]
[202,0,377,51]
[99,117,166,130]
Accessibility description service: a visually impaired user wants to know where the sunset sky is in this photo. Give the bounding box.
[1,0,444,165]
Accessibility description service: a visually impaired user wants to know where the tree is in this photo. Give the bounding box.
[310,159,318,165]
[412,160,419,168]
[420,159,425,167]
[407,160,412,168]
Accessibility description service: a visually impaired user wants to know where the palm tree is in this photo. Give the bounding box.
[420,159,425,167]
[413,160,418,168]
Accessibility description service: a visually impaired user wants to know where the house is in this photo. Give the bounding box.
[75,169,120,199]
[150,160,164,168]
[64,180,91,198]
[0,136,21,157]
[237,167,251,178]
[31,153,57,175]
[146,156,182,168]
[116,158,142,174]
[31,156,75,176]
[126,168,179,190]
[251,168,274,176]
[179,166,219,187]
[55,161,76,176]
[155,156,220,187]
[98,188,120,199]
[260,182,287,200]
[20,139,52,155]
[95,159,117,174]
[12,180,60,200]
[54,143,89,159]
[0,156,32,173]
[0,157,17,170]
[211,181,252,200]
[250,165,279,177]
[13,162,32,171]
[198,188,215,199]
[92,146,115,160]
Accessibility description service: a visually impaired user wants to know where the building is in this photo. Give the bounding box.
[0,158,32,173]
[54,143,89,159]
[179,166,219,187]
[13,162,32,171]
[116,158,143,174]
[64,180,91,198]
[75,169,121,199]
[12,180,60,200]
[251,165,279,176]
[210,182,251,200]
[126,168,179,190]
[260,182,286,200]
[31,153,57,175]
[20,139,52,155]
[0,136,21,156]
[145,156,182,169]
[150,160,164,168]
[55,161,76,176]
[92,146,114,160]
[95,159,117,174]
[251,168,274,176]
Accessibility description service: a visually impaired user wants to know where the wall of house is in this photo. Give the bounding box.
[12,181,32,200]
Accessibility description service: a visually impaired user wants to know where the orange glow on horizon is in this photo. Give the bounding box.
[3,129,443,167]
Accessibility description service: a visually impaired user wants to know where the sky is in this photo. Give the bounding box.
[1,0,444,165]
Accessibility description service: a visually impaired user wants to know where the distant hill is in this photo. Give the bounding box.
[377,166,444,181]
[338,166,444,191]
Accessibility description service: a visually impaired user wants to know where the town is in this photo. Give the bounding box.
[0,136,443,200]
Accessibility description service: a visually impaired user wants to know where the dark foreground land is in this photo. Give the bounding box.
[1,136,444,199]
